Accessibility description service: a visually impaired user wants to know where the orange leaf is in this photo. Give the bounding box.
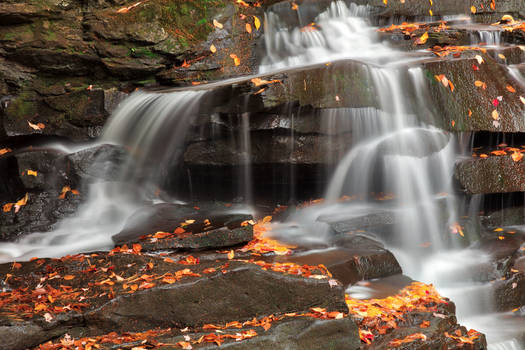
[415,32,429,45]
[246,23,252,33]
[506,85,516,93]
[0,148,11,155]
[28,121,45,130]
[470,6,476,13]
[132,243,142,254]
[227,250,234,259]
[63,275,75,280]
[3,203,14,212]
[229,54,240,66]
[26,170,38,176]
[511,151,523,162]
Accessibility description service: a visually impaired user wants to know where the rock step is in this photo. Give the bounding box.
[0,254,349,350]
[455,147,525,194]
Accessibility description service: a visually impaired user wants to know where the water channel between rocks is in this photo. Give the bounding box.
[1,0,524,348]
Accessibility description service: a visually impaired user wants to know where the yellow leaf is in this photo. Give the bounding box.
[415,32,429,45]
[470,6,476,14]
[491,109,499,120]
[498,53,506,60]
[26,170,38,176]
[383,0,387,4]
[230,53,240,66]
[253,16,261,30]
[14,193,28,213]
[511,151,524,162]
[246,23,252,34]
[210,44,217,53]
[58,186,71,199]
[429,9,433,16]
[227,250,234,259]
[213,19,223,29]
[291,2,298,10]
[494,228,504,232]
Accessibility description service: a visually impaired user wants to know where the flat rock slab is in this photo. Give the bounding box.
[276,234,402,287]
[455,154,525,194]
[0,252,348,350]
[113,202,254,251]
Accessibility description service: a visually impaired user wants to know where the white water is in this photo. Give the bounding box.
[263,1,524,348]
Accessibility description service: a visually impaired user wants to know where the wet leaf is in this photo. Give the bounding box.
[491,109,499,120]
[0,148,11,155]
[227,250,234,260]
[498,53,506,60]
[470,6,476,14]
[210,44,217,53]
[63,275,75,280]
[245,23,252,33]
[474,80,487,89]
[511,151,523,162]
[14,193,29,213]
[474,55,484,64]
[26,170,38,176]
[506,85,516,93]
[291,2,298,10]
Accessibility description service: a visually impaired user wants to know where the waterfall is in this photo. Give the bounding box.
[262,1,523,348]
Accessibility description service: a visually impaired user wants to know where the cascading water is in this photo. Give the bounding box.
[263,1,524,348]
[0,90,209,261]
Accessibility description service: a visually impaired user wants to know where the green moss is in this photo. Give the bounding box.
[7,93,37,119]
[120,0,227,48]
[129,47,159,58]
[45,31,57,41]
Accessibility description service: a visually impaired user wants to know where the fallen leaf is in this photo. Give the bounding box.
[213,19,223,29]
[210,44,217,53]
[291,2,298,10]
[229,54,240,66]
[14,193,28,213]
[63,275,75,280]
[0,148,11,155]
[28,121,45,131]
[470,6,476,14]
[474,80,487,89]
[498,53,506,60]
[521,96,525,104]
[415,32,429,45]
[253,16,261,30]
[475,55,484,64]
[491,109,499,120]
[511,151,523,162]
[506,85,516,93]
[44,312,54,322]
[26,170,38,176]
[3,203,14,212]
[227,250,234,260]
[246,23,252,33]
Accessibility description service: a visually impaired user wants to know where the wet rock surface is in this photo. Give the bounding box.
[455,153,525,194]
